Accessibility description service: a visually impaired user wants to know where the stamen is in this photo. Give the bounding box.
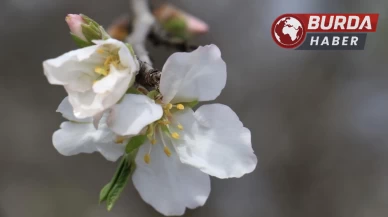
[144,143,152,164]
[177,124,184,130]
[96,49,105,54]
[104,56,113,66]
[115,136,126,144]
[158,120,170,125]
[144,154,150,164]
[163,146,172,157]
[94,67,108,76]
[151,139,157,145]
[171,132,180,139]
[159,127,172,158]
[165,103,173,110]
[176,104,185,110]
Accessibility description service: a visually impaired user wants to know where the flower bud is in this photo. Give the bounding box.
[66,14,87,41]
[66,14,110,47]
[153,4,209,39]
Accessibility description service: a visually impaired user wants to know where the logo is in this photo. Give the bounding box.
[271,14,379,50]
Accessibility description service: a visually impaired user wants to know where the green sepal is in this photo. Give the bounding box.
[125,135,147,154]
[163,17,190,40]
[80,14,100,27]
[125,43,136,57]
[126,87,143,95]
[106,156,132,211]
[99,157,127,203]
[160,125,170,133]
[70,33,93,48]
[82,23,102,41]
[147,90,159,99]
[183,100,199,108]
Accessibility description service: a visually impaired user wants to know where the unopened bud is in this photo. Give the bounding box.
[66,14,87,41]
[66,14,110,47]
[153,4,209,39]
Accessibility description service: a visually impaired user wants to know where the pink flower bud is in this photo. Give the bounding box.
[185,14,209,34]
[66,14,87,41]
[154,4,209,35]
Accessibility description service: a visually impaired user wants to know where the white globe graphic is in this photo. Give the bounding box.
[274,17,303,46]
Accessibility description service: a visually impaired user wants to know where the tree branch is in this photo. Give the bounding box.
[126,0,154,65]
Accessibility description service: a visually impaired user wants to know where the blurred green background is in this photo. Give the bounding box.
[1,0,388,216]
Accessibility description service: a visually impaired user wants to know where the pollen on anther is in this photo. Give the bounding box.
[151,139,157,145]
[95,67,108,76]
[144,154,150,164]
[171,132,180,139]
[97,49,104,54]
[166,103,173,110]
[176,104,185,110]
[164,146,172,157]
[177,124,184,130]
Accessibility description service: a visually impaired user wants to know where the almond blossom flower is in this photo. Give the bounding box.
[107,45,257,215]
[43,38,139,119]
[52,97,127,161]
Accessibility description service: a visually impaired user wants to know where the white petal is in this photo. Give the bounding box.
[132,140,210,216]
[108,94,163,136]
[65,87,104,119]
[173,104,257,179]
[93,39,139,71]
[160,44,227,104]
[92,111,105,129]
[43,45,100,92]
[92,65,134,94]
[57,97,92,122]
[52,121,124,161]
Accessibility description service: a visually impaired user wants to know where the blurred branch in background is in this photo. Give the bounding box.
[107,0,208,89]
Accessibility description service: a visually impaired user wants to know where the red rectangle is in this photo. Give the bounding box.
[293,14,379,32]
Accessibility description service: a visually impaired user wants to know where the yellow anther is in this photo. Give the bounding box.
[104,56,112,66]
[96,49,104,54]
[151,139,157,145]
[158,120,170,125]
[144,154,150,164]
[94,67,108,76]
[176,104,185,110]
[164,146,172,157]
[166,103,173,110]
[171,132,180,139]
[115,136,126,144]
[177,124,184,130]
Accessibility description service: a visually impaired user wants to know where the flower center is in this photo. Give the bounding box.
[93,48,120,81]
[142,102,186,164]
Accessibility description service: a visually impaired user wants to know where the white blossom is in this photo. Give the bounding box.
[108,45,257,215]
[52,97,126,161]
[43,38,139,119]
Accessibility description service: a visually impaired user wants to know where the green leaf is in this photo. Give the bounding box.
[99,157,127,203]
[183,100,199,108]
[70,33,93,48]
[147,90,159,99]
[106,157,132,211]
[126,135,147,154]
[126,87,143,95]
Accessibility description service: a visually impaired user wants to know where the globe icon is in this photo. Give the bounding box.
[272,16,305,48]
